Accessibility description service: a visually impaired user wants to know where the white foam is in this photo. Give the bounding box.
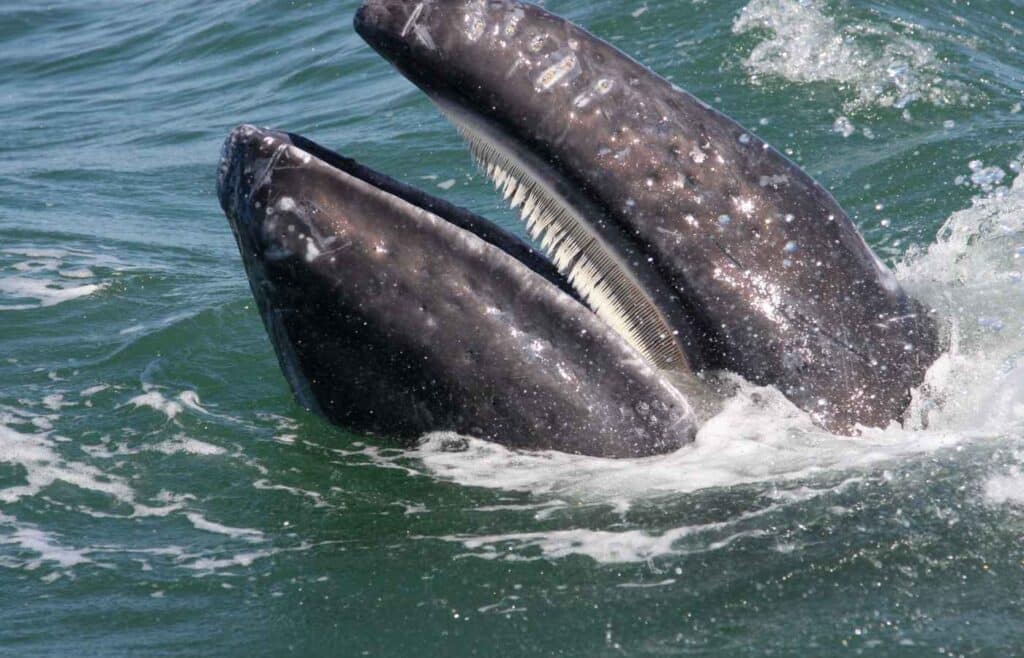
[733,0,962,111]
[80,385,110,398]
[896,172,1024,433]
[252,479,327,507]
[411,171,1024,562]
[41,393,69,411]
[81,435,226,461]
[0,514,92,570]
[58,268,95,279]
[417,411,958,508]
[174,390,243,425]
[128,391,184,420]
[958,159,1007,193]
[0,276,103,311]
[0,244,139,312]
[0,404,232,528]
[152,436,227,456]
[0,397,299,578]
[0,423,136,505]
[3,248,68,259]
[442,514,774,564]
[306,440,423,477]
[833,116,855,138]
[182,541,338,574]
[984,467,1024,507]
[13,259,61,273]
[185,513,264,542]
[186,549,276,572]
[617,579,676,589]
[448,526,700,563]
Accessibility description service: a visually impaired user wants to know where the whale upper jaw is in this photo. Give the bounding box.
[353,0,941,433]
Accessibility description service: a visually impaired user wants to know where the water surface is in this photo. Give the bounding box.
[2,0,1024,655]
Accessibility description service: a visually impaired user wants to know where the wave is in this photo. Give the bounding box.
[732,0,967,112]
[407,169,1024,561]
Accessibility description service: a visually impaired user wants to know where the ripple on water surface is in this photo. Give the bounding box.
[3,0,1024,654]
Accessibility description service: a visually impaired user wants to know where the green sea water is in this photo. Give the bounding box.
[3,0,1024,655]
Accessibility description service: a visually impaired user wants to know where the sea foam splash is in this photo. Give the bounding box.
[984,457,1024,508]
[0,247,121,311]
[0,393,276,578]
[732,0,964,111]
[412,169,1024,561]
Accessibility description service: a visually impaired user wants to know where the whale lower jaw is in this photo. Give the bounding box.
[217,125,700,458]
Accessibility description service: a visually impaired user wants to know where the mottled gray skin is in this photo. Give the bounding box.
[355,0,941,432]
[217,125,697,457]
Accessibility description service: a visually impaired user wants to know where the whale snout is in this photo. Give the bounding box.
[217,125,269,254]
[353,0,421,48]
[217,125,305,267]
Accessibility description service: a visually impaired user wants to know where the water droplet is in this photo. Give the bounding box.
[978,317,1005,332]
[833,116,855,138]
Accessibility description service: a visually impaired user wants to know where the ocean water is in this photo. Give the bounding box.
[2,0,1024,655]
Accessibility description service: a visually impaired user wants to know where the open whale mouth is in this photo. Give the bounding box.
[218,125,698,384]
[350,0,941,434]
[216,0,941,456]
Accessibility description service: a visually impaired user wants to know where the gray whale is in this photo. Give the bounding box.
[216,0,941,456]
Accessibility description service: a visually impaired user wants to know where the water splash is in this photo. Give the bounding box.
[733,0,965,112]
[0,247,133,311]
[407,171,1024,561]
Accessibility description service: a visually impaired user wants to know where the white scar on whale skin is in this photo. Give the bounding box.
[401,3,436,50]
[535,51,580,92]
[463,0,487,42]
[401,3,424,37]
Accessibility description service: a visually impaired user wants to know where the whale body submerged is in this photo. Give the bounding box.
[216,0,941,457]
